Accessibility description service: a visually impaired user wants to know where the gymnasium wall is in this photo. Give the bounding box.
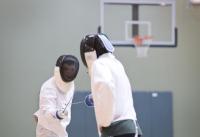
[0,0,199,137]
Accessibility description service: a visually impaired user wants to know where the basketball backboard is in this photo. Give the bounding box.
[99,0,177,47]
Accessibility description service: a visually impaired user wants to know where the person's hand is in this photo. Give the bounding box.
[56,110,68,120]
[85,94,94,107]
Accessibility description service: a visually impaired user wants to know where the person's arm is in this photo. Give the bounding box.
[39,87,57,115]
[91,62,115,127]
[39,87,68,120]
[58,93,73,122]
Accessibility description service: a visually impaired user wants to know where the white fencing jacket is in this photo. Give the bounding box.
[34,77,74,137]
[90,53,137,128]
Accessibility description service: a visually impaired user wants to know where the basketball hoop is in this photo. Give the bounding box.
[133,35,152,58]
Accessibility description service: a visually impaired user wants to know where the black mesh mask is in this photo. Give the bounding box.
[80,34,114,68]
[56,55,79,82]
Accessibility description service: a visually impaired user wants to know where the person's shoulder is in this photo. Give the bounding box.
[41,77,57,91]
[93,59,104,69]
[96,54,119,66]
[41,77,52,86]
[94,54,109,65]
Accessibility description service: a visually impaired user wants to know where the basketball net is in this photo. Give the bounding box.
[133,35,152,58]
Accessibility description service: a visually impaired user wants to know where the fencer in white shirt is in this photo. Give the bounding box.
[34,55,79,137]
[80,34,142,137]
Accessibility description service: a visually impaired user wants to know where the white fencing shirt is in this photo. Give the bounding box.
[91,53,137,128]
[34,77,74,137]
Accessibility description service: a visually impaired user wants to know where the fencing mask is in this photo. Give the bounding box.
[80,34,114,68]
[54,55,79,93]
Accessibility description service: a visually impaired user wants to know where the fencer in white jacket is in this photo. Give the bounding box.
[80,34,142,137]
[34,55,79,137]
